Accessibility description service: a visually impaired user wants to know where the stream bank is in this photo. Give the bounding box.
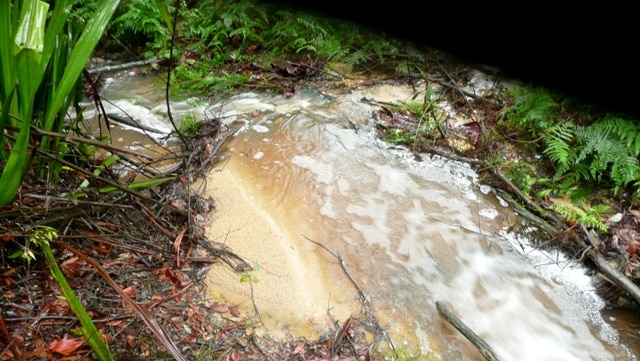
[3,52,640,359]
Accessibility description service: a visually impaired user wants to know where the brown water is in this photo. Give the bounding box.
[99,77,637,360]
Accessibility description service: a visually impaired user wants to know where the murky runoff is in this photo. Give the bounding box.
[100,77,637,360]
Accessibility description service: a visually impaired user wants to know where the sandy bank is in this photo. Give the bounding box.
[197,153,358,339]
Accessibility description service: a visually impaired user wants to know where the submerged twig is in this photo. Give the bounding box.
[302,234,396,353]
[436,301,501,361]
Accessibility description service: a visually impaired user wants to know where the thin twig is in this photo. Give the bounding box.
[302,234,396,352]
[55,241,188,361]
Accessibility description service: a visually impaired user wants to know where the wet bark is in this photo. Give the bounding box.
[87,57,160,75]
[582,226,640,305]
[436,301,501,361]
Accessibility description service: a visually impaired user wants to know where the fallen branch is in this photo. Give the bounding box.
[494,189,559,237]
[436,301,500,361]
[87,57,160,75]
[581,225,640,305]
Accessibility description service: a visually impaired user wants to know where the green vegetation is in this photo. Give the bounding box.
[179,113,202,135]
[0,0,121,205]
[500,86,640,199]
[381,84,447,149]
[0,1,121,357]
[378,77,640,232]
[40,228,114,361]
[100,0,407,94]
[393,346,430,361]
[496,85,640,229]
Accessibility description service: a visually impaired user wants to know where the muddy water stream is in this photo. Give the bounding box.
[100,76,637,360]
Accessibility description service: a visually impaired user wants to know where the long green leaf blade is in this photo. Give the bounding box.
[42,242,114,360]
[42,0,121,132]
[0,0,48,206]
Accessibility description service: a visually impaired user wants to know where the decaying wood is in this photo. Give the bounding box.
[582,225,640,305]
[494,188,559,237]
[87,57,160,75]
[436,301,501,361]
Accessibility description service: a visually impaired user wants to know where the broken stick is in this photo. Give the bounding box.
[436,301,500,361]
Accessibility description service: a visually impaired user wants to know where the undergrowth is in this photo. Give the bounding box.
[499,85,640,228]
[103,0,409,94]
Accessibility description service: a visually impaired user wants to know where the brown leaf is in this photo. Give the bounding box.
[122,284,137,297]
[458,121,481,144]
[49,337,84,356]
[33,337,48,358]
[293,342,305,355]
[213,303,229,313]
[61,257,83,277]
[173,228,186,267]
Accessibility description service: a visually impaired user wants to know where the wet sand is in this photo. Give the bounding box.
[198,153,358,339]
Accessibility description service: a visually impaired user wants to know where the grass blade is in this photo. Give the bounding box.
[57,241,188,361]
[41,241,114,361]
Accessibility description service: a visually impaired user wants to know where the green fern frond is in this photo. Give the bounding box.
[543,121,575,176]
[295,15,327,35]
[505,86,560,136]
[598,115,640,156]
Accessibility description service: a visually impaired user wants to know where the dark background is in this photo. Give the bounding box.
[271,2,637,118]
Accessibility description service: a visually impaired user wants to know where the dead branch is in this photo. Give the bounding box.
[87,57,160,75]
[494,189,559,237]
[581,225,640,305]
[436,301,501,361]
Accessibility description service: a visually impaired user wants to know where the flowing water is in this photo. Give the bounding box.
[99,75,638,360]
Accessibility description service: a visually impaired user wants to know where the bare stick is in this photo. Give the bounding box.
[436,301,501,361]
[87,57,160,75]
[582,225,640,305]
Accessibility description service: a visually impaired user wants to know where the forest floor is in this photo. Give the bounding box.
[1,50,639,360]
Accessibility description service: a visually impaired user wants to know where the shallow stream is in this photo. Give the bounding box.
[99,75,638,360]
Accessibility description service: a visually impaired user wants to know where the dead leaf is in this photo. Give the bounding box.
[49,337,84,356]
[1,234,15,242]
[173,228,186,267]
[61,257,85,277]
[122,284,137,296]
[293,342,305,355]
[213,303,229,313]
[457,121,481,144]
[33,337,48,358]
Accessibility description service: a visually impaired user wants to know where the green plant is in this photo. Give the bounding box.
[505,160,537,195]
[0,0,121,205]
[552,203,610,232]
[542,117,640,194]
[179,113,202,135]
[393,346,430,361]
[9,225,57,266]
[240,262,260,283]
[10,226,114,360]
[111,0,169,57]
[501,86,560,138]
